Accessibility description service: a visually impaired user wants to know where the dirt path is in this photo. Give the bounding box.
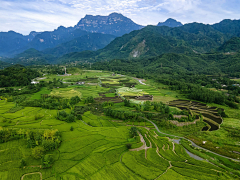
[172,142,177,155]
[129,132,152,159]
[129,132,146,151]
[155,162,172,180]
[154,142,172,179]
[21,172,42,180]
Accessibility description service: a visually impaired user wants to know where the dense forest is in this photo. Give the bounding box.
[0,64,40,87]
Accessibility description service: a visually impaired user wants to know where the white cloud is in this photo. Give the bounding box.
[0,0,239,35]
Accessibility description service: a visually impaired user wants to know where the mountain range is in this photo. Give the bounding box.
[1,13,240,66]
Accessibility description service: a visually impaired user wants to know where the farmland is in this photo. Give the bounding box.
[0,68,240,179]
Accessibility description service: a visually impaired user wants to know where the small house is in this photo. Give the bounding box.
[31,81,39,84]
[76,82,85,85]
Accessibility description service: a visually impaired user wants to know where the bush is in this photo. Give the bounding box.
[70,126,74,131]
[19,158,26,168]
[41,154,54,168]
[84,96,95,104]
[32,146,44,159]
[57,111,75,123]
[126,143,132,149]
[129,127,138,137]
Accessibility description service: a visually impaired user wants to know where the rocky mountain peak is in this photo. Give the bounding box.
[75,13,143,36]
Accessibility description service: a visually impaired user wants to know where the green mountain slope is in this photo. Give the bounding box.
[218,37,240,52]
[42,33,116,57]
[59,25,231,63]
[92,52,240,75]
[5,48,56,66]
[212,19,240,37]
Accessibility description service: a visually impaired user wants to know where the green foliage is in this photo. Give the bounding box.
[21,95,80,110]
[32,146,44,159]
[129,127,138,137]
[84,96,95,104]
[0,64,40,87]
[218,37,240,52]
[70,96,81,105]
[19,158,26,168]
[70,126,74,131]
[57,111,75,123]
[126,143,132,149]
[124,99,131,107]
[41,154,54,168]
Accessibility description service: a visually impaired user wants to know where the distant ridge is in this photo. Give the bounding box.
[157,18,183,27]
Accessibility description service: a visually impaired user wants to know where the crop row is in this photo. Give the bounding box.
[122,150,162,179]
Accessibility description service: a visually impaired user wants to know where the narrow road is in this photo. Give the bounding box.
[21,172,42,180]
[144,117,240,162]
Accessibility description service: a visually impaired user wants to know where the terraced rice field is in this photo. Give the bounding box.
[168,100,223,131]
[0,71,239,179]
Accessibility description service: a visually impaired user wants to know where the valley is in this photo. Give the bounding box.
[0,68,240,179]
[1,8,240,180]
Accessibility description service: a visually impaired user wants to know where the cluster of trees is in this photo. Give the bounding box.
[105,108,145,121]
[84,96,95,104]
[21,95,81,110]
[56,111,76,123]
[135,101,171,113]
[0,64,40,87]
[0,128,61,162]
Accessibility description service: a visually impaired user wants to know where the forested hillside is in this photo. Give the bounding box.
[218,37,240,52]
[0,64,40,87]
[59,24,237,64]
[42,33,116,57]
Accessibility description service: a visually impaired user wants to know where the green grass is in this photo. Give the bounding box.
[31,87,51,100]
[50,87,81,98]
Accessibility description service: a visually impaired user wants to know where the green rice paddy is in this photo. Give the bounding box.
[0,70,239,179]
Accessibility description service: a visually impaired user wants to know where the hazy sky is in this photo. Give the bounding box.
[0,0,240,35]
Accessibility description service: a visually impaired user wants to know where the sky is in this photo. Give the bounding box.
[0,0,240,35]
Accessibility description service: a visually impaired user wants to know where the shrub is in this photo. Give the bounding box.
[70,126,74,131]
[32,146,44,159]
[129,127,138,137]
[41,154,54,168]
[19,159,26,168]
[126,143,132,149]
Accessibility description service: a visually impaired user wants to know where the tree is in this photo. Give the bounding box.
[20,158,27,168]
[41,154,54,168]
[129,127,138,137]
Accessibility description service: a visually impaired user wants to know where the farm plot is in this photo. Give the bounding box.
[117,87,149,97]
[50,87,81,98]
[94,94,123,103]
[120,131,229,180]
[168,100,224,131]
